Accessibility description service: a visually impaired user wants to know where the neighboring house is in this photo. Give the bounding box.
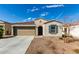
[0,18,63,37]
[0,20,12,37]
[69,22,79,39]
[62,22,79,39]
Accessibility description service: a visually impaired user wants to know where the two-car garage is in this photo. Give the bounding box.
[13,26,36,36]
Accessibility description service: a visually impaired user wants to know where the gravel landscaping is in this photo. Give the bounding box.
[26,36,79,54]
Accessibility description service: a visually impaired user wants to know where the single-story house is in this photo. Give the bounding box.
[0,18,63,37]
[0,20,12,37]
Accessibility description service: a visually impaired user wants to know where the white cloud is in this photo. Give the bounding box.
[40,12,48,17]
[31,7,39,12]
[26,7,39,13]
[43,4,64,9]
[23,17,36,22]
[28,17,31,20]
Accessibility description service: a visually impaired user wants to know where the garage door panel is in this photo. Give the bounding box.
[17,29,35,36]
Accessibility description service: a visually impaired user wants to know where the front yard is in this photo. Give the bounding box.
[26,36,79,54]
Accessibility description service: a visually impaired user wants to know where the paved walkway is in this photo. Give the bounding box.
[0,36,34,54]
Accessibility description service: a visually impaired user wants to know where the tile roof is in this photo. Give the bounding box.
[13,21,35,25]
[44,20,63,24]
[63,22,79,26]
[70,22,79,26]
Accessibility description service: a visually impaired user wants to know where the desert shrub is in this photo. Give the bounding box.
[64,37,74,43]
[62,34,67,38]
[59,37,63,40]
[74,49,79,53]
[0,28,4,38]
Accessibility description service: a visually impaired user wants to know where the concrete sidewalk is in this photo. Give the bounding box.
[0,36,34,54]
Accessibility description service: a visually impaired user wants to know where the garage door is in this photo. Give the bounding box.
[14,27,35,36]
[17,29,35,36]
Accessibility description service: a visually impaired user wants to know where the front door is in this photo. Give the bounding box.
[38,26,43,35]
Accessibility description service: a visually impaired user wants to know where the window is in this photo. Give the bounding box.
[49,25,58,34]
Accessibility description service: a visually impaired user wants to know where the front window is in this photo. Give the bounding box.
[49,25,58,34]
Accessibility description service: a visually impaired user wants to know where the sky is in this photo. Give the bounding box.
[0,4,79,23]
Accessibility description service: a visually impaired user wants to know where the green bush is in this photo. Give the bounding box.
[0,28,4,38]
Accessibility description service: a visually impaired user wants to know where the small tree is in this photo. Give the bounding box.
[0,28,4,38]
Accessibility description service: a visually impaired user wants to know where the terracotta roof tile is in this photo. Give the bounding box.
[13,21,35,25]
[63,22,79,26]
[44,20,63,24]
[70,22,79,26]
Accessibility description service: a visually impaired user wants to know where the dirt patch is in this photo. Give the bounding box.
[26,36,79,54]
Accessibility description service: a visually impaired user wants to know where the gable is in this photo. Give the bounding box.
[34,18,48,26]
[44,20,63,24]
[44,21,63,27]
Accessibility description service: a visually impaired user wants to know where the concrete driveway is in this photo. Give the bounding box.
[0,36,34,54]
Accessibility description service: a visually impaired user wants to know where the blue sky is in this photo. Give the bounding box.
[0,4,79,23]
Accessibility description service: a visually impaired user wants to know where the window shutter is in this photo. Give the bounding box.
[56,26,58,33]
[49,25,51,33]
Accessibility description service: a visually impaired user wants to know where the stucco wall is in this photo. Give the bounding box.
[5,23,12,35]
[43,22,63,37]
